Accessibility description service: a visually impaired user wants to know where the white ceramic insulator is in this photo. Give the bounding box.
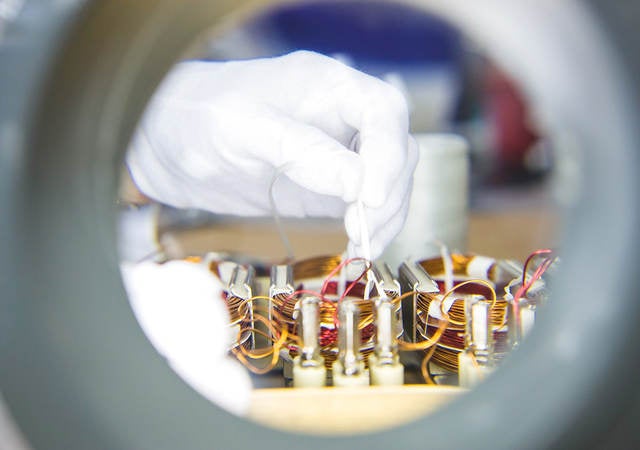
[520,306,536,338]
[458,351,493,388]
[382,133,469,267]
[369,356,404,386]
[467,256,495,279]
[292,358,327,388]
[332,361,370,387]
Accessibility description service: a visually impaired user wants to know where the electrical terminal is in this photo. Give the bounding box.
[333,299,370,387]
[458,295,495,388]
[190,249,554,388]
[504,277,542,349]
[370,296,404,386]
[292,295,327,388]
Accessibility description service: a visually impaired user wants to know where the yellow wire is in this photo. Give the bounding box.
[438,279,497,327]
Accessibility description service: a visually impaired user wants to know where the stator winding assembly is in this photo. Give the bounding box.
[178,248,556,389]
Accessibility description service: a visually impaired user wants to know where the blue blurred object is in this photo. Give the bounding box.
[208,1,466,132]
[255,1,462,67]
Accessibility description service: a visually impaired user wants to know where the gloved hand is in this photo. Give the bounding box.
[127,50,417,259]
[120,260,252,416]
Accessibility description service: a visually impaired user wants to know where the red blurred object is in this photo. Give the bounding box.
[485,64,539,181]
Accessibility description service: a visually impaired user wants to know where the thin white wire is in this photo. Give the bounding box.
[338,255,347,298]
[436,240,454,292]
[356,200,372,262]
[269,164,296,261]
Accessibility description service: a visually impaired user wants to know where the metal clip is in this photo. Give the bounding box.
[398,260,439,342]
[398,261,439,293]
[227,265,255,300]
[269,264,294,298]
[372,262,401,297]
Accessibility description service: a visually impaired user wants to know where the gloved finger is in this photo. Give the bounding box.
[346,183,411,260]
[362,135,417,238]
[334,70,410,208]
[368,185,412,258]
[246,109,364,203]
[270,174,347,218]
[344,136,417,246]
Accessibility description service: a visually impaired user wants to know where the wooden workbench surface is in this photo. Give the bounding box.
[248,385,465,435]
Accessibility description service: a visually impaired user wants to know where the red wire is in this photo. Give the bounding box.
[522,249,553,285]
[284,257,372,352]
[317,257,371,328]
[516,256,554,302]
[339,264,370,302]
[513,253,555,332]
[320,257,369,296]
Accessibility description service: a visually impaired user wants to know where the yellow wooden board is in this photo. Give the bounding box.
[248,385,465,435]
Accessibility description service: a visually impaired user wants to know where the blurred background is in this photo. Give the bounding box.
[4,0,640,447]
[120,0,565,265]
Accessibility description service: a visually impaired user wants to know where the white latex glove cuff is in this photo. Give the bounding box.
[120,261,252,416]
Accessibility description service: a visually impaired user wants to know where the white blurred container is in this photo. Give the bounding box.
[381,133,469,268]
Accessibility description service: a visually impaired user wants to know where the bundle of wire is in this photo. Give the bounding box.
[509,249,556,334]
[276,255,376,369]
[182,256,254,350]
[414,255,507,373]
[178,250,554,383]
[416,252,553,373]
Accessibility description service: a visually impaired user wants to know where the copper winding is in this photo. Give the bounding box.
[415,255,513,374]
[271,255,377,369]
[416,292,508,330]
[292,255,342,280]
[179,252,541,382]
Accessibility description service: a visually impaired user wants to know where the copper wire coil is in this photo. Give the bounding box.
[271,293,297,329]
[422,321,510,373]
[293,333,376,369]
[320,346,375,369]
[419,254,476,276]
[429,344,509,373]
[275,254,376,369]
[225,294,251,325]
[413,261,510,374]
[235,331,253,351]
[424,325,510,353]
[292,254,342,280]
[416,292,508,328]
[273,294,376,369]
[430,346,460,372]
[225,294,254,349]
[429,344,509,372]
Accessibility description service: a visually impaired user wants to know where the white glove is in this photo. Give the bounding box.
[120,261,252,416]
[127,50,417,259]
